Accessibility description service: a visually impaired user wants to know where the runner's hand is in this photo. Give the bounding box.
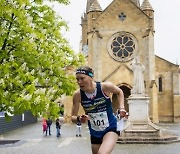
[80,114,88,123]
[117,109,126,119]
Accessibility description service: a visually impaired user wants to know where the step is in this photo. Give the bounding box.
[117,135,180,144]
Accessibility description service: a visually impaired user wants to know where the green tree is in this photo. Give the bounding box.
[0,0,84,119]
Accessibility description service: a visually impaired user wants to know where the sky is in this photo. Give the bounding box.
[51,0,180,64]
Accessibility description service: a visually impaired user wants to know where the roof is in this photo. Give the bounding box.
[88,0,102,13]
[141,0,153,11]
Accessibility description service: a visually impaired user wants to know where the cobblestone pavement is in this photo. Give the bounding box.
[0,121,180,154]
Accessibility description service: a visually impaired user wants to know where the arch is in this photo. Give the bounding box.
[112,83,131,113]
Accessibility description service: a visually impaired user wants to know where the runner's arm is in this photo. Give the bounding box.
[103,82,125,110]
[71,90,81,123]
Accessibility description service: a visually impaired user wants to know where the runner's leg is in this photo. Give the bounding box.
[98,132,118,154]
[91,144,101,154]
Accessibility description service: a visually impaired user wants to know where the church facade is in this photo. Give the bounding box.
[64,0,180,123]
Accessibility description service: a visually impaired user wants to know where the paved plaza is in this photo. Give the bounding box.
[0,120,180,154]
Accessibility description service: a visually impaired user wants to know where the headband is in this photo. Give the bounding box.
[76,69,93,77]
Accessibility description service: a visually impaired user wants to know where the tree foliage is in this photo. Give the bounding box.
[0,0,84,119]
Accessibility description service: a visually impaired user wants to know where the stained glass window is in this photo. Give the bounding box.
[108,32,137,62]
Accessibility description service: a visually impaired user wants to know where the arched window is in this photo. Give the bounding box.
[158,77,163,92]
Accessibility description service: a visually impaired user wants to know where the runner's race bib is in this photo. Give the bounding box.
[88,111,109,131]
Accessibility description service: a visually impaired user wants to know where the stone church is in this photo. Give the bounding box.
[64,0,180,123]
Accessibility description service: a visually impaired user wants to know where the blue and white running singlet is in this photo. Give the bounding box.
[80,82,117,138]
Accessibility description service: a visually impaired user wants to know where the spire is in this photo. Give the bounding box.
[131,0,140,7]
[141,0,153,11]
[86,0,94,13]
[88,0,102,13]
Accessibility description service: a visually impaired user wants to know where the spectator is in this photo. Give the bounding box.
[42,118,47,135]
[46,118,52,136]
[76,118,82,137]
[56,118,61,137]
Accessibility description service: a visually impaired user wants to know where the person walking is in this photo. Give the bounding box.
[46,118,52,136]
[56,118,61,137]
[71,66,126,154]
[76,117,82,137]
[42,118,47,135]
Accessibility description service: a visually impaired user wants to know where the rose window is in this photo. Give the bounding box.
[108,32,137,62]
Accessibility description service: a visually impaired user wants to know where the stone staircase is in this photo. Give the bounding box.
[117,134,180,144]
[117,122,180,144]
